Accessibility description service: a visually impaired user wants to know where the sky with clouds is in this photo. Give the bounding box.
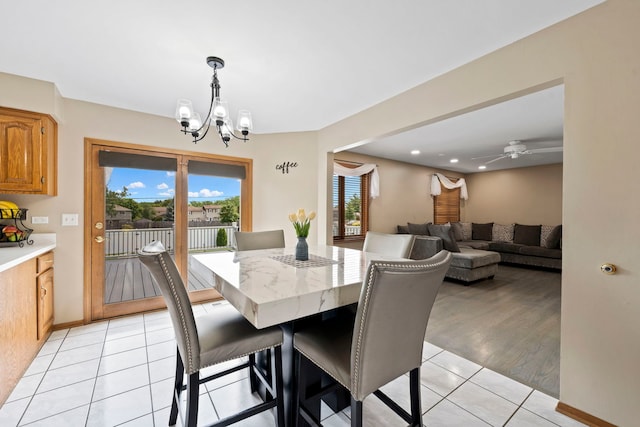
[107,168,239,203]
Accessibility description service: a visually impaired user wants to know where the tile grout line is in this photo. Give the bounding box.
[143,312,161,427]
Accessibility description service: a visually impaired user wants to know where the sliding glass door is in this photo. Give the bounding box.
[86,140,252,320]
[185,159,243,292]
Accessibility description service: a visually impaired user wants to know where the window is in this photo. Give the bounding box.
[433,183,460,224]
[332,163,370,239]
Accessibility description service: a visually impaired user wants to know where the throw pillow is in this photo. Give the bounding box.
[472,222,493,241]
[492,223,514,242]
[513,224,542,246]
[427,224,461,252]
[450,222,465,241]
[460,222,472,240]
[407,222,430,235]
[540,225,555,248]
[544,225,562,249]
[397,225,410,234]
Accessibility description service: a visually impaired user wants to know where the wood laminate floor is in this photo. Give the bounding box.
[426,264,561,398]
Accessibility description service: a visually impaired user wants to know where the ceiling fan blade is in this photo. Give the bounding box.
[471,153,502,160]
[527,146,563,154]
[485,155,508,165]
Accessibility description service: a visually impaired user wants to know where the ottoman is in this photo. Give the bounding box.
[409,236,500,284]
[447,247,500,283]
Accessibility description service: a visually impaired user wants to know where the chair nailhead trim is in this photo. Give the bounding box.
[157,253,196,373]
[351,257,451,397]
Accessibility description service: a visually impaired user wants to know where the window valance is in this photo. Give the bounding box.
[430,173,468,200]
[333,162,380,198]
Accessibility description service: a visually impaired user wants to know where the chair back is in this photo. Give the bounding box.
[234,229,285,251]
[350,250,452,400]
[362,231,415,258]
[138,241,200,374]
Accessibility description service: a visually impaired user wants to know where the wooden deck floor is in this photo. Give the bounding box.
[104,255,214,304]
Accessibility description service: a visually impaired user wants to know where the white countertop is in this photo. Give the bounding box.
[0,233,57,273]
[192,245,401,329]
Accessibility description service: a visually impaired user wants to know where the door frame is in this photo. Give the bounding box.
[83,138,253,321]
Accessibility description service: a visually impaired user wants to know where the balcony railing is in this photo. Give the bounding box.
[332,224,362,237]
[105,226,238,258]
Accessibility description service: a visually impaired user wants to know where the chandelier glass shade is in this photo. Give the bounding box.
[175,56,253,147]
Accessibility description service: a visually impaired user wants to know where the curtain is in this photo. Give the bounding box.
[430,173,468,200]
[333,162,380,198]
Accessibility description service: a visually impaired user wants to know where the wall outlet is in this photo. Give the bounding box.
[31,216,49,224]
[62,213,79,226]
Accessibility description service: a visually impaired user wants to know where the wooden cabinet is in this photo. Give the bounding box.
[0,106,57,195]
[0,251,54,405]
[36,252,54,340]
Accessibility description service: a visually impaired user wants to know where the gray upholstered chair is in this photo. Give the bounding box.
[138,241,285,427]
[234,229,286,251]
[293,251,452,427]
[362,231,415,258]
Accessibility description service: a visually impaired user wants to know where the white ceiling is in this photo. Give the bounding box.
[350,85,565,173]
[0,1,602,170]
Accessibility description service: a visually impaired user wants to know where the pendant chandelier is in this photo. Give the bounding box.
[175,56,253,147]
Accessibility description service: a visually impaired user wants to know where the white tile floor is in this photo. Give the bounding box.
[0,302,586,427]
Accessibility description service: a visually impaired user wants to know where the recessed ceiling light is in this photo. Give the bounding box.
[410,150,420,155]
[478,165,487,170]
[450,158,459,163]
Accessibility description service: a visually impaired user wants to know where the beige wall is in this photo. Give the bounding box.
[465,164,562,225]
[0,73,318,326]
[316,1,640,424]
[335,151,466,233]
[2,0,639,422]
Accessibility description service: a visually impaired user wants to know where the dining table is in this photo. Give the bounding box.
[191,244,402,426]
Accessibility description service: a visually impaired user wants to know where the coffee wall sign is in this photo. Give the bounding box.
[276,161,298,174]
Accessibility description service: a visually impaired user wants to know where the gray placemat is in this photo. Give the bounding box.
[270,254,338,268]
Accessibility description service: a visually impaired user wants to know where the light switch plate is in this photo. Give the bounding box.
[32,216,49,224]
[62,213,79,226]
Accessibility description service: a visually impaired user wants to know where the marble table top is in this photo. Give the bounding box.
[192,245,399,328]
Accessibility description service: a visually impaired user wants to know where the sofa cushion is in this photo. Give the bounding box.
[542,225,562,249]
[460,222,472,240]
[472,222,493,240]
[450,248,501,269]
[407,222,430,235]
[427,224,460,252]
[409,236,443,260]
[488,242,525,254]
[492,223,514,242]
[450,222,465,241]
[513,224,541,246]
[458,240,490,250]
[518,245,562,259]
[540,225,555,248]
[397,224,410,234]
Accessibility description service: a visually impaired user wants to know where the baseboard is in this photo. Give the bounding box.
[53,319,85,330]
[556,402,617,427]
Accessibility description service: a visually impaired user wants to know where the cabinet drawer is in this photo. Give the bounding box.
[37,252,54,273]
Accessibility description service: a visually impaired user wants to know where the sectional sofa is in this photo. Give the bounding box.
[399,221,562,282]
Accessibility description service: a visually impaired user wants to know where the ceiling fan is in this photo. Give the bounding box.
[473,140,563,164]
